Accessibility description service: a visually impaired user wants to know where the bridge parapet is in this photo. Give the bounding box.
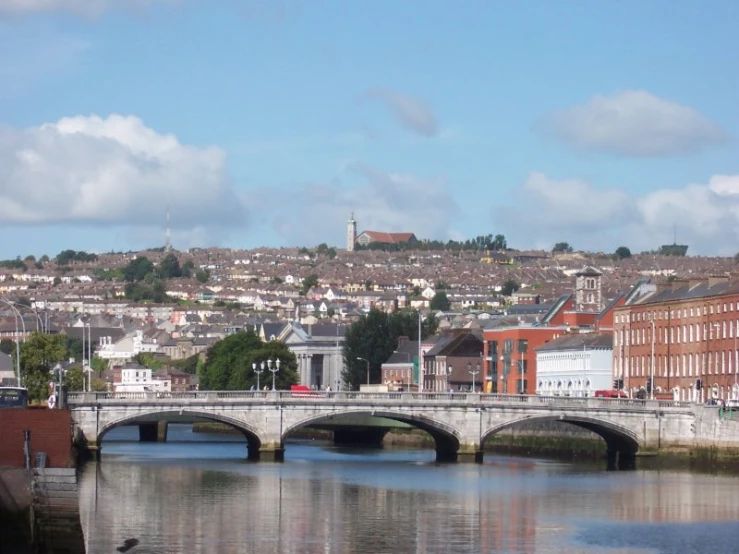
[67,391,693,412]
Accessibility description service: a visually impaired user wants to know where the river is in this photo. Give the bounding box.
[78,424,739,554]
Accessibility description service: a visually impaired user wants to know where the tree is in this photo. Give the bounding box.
[123,257,154,282]
[158,253,182,278]
[430,291,451,311]
[181,259,195,278]
[64,366,85,392]
[16,332,67,402]
[195,269,210,284]
[552,242,573,253]
[53,276,62,286]
[199,330,298,391]
[500,279,520,296]
[341,309,438,391]
[492,234,507,250]
[615,246,632,260]
[302,274,319,294]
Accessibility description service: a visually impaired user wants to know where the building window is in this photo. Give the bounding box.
[517,339,528,354]
[503,339,513,354]
[489,340,498,356]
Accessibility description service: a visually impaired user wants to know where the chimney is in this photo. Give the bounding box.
[707,275,730,288]
[688,278,708,290]
[654,281,672,294]
[671,278,689,292]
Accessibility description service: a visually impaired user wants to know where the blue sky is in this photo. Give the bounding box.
[0,0,737,258]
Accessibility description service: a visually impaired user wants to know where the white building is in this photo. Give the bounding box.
[535,333,613,397]
[114,364,171,393]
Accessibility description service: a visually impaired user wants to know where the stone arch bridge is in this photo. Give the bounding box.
[67,391,735,464]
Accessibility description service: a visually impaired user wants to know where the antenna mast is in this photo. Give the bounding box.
[165,206,172,252]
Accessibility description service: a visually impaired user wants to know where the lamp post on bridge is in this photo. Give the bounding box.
[253,362,264,391]
[468,361,480,393]
[357,357,370,387]
[267,358,280,391]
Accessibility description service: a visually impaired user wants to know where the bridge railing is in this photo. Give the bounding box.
[66,391,694,410]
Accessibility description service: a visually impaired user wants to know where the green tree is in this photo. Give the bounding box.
[552,242,573,253]
[53,276,62,286]
[65,336,84,362]
[158,253,182,278]
[123,257,155,282]
[91,356,108,377]
[430,291,451,311]
[492,234,507,250]
[615,246,632,260]
[195,269,210,284]
[364,280,373,291]
[64,366,85,392]
[199,330,298,391]
[341,309,438,391]
[181,260,195,278]
[500,279,520,296]
[302,274,319,294]
[16,333,67,402]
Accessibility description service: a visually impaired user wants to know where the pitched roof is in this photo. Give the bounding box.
[357,231,416,244]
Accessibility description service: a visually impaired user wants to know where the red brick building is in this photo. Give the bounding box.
[613,276,739,402]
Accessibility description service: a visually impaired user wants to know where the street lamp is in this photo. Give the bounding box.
[357,357,370,386]
[468,361,480,393]
[268,358,280,391]
[393,350,411,391]
[252,362,264,391]
[649,319,655,400]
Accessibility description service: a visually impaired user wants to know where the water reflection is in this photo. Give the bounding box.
[79,425,739,554]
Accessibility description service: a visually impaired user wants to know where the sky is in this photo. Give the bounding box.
[0,0,737,259]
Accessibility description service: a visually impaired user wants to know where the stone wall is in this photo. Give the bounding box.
[0,409,73,468]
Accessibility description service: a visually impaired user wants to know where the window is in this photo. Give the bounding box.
[488,340,498,356]
[503,339,513,354]
[517,339,528,354]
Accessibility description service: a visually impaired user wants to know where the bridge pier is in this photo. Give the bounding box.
[258,444,284,462]
[456,446,483,464]
[138,422,168,443]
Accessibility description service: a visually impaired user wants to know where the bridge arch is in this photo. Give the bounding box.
[482,414,640,461]
[97,409,265,459]
[282,409,462,462]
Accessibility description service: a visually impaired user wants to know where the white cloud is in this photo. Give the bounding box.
[0,114,246,229]
[250,162,458,246]
[0,0,176,17]
[540,90,727,157]
[505,172,739,255]
[366,88,438,137]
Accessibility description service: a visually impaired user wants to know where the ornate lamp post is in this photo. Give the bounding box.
[268,358,280,391]
[253,362,264,391]
[468,361,480,393]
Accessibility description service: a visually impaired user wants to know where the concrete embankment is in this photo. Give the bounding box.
[0,468,32,554]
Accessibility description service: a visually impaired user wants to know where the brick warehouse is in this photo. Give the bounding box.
[0,409,73,468]
[613,276,739,403]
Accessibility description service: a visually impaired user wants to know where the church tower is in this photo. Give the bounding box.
[346,213,357,252]
[575,266,603,312]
